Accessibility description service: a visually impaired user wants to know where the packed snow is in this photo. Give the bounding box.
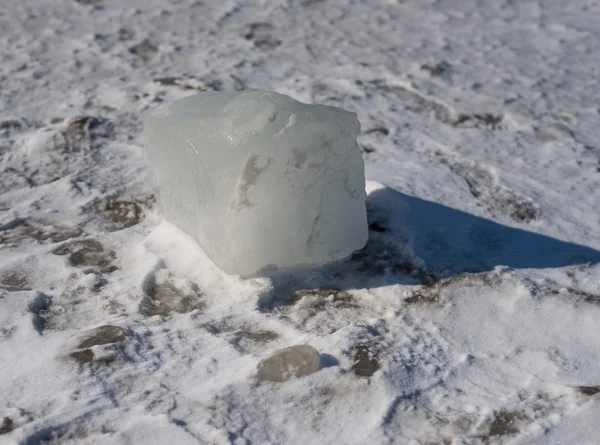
[1,0,600,444]
[143,90,368,276]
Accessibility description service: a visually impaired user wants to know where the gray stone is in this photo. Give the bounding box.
[76,325,126,349]
[257,344,320,382]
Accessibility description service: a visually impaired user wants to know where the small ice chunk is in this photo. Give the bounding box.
[143,90,368,276]
[257,344,320,382]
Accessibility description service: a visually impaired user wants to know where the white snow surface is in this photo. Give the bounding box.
[1,0,600,444]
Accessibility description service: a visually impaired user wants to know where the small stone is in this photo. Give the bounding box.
[76,325,126,349]
[70,349,95,364]
[129,40,158,61]
[257,345,320,382]
[350,344,380,377]
[99,201,143,232]
[0,417,14,435]
[578,386,600,396]
[53,239,117,273]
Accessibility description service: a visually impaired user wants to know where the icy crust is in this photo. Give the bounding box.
[143,91,368,276]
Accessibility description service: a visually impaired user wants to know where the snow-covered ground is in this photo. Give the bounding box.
[1,0,600,443]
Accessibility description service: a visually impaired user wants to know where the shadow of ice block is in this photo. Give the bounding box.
[142,90,368,276]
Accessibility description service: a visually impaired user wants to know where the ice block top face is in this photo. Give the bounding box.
[143,90,368,276]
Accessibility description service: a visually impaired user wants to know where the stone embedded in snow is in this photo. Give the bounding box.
[69,325,127,365]
[143,90,368,276]
[257,344,320,382]
[76,325,126,349]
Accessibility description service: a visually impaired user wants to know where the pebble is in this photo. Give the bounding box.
[257,345,320,382]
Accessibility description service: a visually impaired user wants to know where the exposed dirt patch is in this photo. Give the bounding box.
[0,417,14,435]
[263,288,364,334]
[564,287,600,304]
[405,272,495,306]
[1,116,114,191]
[0,219,82,245]
[445,160,541,223]
[76,325,126,349]
[244,23,281,49]
[153,77,206,91]
[0,271,32,291]
[486,411,528,437]
[371,81,504,131]
[118,27,134,41]
[53,239,117,273]
[276,289,356,313]
[238,330,279,344]
[230,329,280,352]
[96,200,143,232]
[0,119,30,140]
[201,318,279,350]
[349,233,429,281]
[455,113,503,129]
[350,344,380,377]
[70,348,117,365]
[374,81,458,125]
[0,326,17,340]
[63,116,113,153]
[129,40,158,61]
[69,325,126,365]
[141,281,204,317]
[70,349,95,364]
[420,60,452,78]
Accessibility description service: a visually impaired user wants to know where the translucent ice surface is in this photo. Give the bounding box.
[143,90,368,276]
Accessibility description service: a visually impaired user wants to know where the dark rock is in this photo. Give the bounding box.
[53,239,117,273]
[69,348,117,365]
[578,386,600,396]
[350,344,380,377]
[0,417,14,435]
[118,28,134,41]
[129,40,158,61]
[76,325,126,349]
[244,23,281,49]
[99,201,143,232]
[28,293,52,335]
[487,411,525,437]
[141,282,204,317]
[70,349,95,364]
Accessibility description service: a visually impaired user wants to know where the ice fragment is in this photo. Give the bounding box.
[143,90,368,275]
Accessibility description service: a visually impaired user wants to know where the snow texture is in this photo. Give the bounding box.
[1,0,600,444]
[143,91,368,276]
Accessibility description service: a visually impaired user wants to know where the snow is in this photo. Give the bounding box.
[1,0,600,444]
[143,90,368,276]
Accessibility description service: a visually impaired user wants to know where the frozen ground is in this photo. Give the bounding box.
[1,0,600,444]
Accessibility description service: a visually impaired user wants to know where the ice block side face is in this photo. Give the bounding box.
[142,90,368,276]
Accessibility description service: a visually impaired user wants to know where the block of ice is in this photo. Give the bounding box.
[143,90,368,276]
